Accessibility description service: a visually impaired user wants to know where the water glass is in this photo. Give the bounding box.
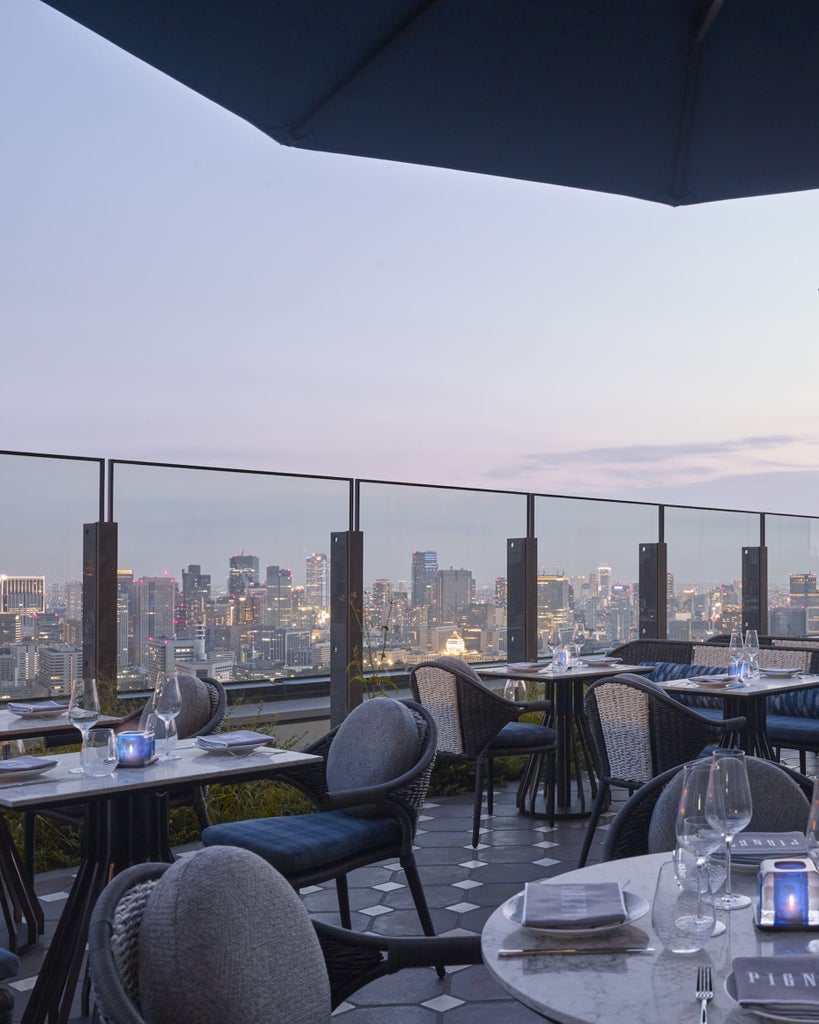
[552,646,571,673]
[744,629,761,678]
[68,676,101,774]
[503,678,527,703]
[652,859,715,954]
[83,728,118,777]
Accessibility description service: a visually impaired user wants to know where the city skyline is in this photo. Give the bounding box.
[4,2,819,518]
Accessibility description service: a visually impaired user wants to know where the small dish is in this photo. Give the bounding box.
[580,656,622,666]
[0,757,58,782]
[725,972,819,1022]
[196,733,274,756]
[501,888,649,936]
[688,674,734,687]
[762,667,803,678]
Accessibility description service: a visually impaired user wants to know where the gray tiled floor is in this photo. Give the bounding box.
[10,748,817,1022]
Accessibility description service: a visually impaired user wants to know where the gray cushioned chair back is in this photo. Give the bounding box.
[648,756,810,853]
[138,847,331,1024]
[325,697,420,815]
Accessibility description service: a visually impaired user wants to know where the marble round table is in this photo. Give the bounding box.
[482,852,819,1023]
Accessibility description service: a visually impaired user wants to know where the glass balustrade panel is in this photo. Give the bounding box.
[765,514,819,638]
[111,462,351,689]
[534,495,658,652]
[357,482,526,669]
[664,506,760,643]
[0,452,103,699]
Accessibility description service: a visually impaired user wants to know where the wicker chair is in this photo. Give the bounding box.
[409,657,556,847]
[88,849,482,1024]
[601,758,814,862]
[202,699,438,937]
[23,674,227,877]
[579,673,746,867]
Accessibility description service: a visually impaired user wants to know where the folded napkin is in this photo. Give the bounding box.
[0,756,58,772]
[7,700,65,715]
[726,832,808,864]
[734,956,819,1017]
[522,881,626,928]
[196,731,273,749]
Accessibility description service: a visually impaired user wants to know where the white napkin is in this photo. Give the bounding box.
[522,881,626,928]
[196,731,273,749]
[7,701,66,715]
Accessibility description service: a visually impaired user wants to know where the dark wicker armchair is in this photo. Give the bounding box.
[410,657,556,847]
[579,673,745,867]
[202,698,438,937]
[88,849,482,1024]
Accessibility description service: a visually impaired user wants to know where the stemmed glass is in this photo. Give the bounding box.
[503,678,527,703]
[675,760,725,934]
[728,630,744,675]
[705,748,753,910]
[154,673,182,761]
[744,629,761,678]
[67,677,100,774]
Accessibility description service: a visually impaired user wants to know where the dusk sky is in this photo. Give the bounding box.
[4,0,819,573]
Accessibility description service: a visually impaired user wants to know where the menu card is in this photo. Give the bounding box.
[523,881,626,928]
[728,832,808,864]
[733,956,819,1017]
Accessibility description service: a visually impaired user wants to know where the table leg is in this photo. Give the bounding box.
[21,792,173,1024]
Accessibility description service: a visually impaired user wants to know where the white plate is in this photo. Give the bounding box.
[762,667,803,678]
[725,972,819,1022]
[579,656,622,665]
[195,737,273,756]
[501,889,649,936]
[0,758,58,782]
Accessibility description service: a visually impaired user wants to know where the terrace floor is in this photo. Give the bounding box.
[10,747,816,1023]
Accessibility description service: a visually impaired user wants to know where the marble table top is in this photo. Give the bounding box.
[482,852,819,1023]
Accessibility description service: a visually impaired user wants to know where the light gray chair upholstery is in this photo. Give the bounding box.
[88,847,483,1024]
[648,756,811,853]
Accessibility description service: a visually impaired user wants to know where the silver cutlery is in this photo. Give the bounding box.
[499,946,654,958]
[696,965,713,1024]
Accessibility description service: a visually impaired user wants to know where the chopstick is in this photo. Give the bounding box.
[499,947,654,957]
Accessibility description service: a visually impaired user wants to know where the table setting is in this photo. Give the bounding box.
[482,748,819,1024]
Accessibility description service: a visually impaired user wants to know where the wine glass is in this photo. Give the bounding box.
[727,630,744,675]
[675,760,725,933]
[705,748,753,910]
[503,678,527,703]
[68,676,100,774]
[154,673,182,761]
[744,629,761,678]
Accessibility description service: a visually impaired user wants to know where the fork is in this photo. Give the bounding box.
[696,966,713,1024]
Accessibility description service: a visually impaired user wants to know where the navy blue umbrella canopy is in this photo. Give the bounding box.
[40,0,819,206]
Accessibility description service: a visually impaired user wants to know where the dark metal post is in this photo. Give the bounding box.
[639,542,668,639]
[330,530,363,727]
[82,522,118,709]
[507,538,537,662]
[742,545,768,634]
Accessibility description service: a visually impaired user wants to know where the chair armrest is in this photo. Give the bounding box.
[518,699,552,714]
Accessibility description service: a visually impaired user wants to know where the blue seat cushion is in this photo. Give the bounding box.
[643,662,725,710]
[766,688,819,717]
[767,714,819,750]
[491,721,555,752]
[202,811,402,876]
[0,948,19,982]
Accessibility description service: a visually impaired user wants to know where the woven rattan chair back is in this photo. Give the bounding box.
[578,672,734,867]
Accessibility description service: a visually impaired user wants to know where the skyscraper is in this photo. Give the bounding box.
[305,553,329,610]
[180,564,211,627]
[411,551,438,608]
[131,577,177,668]
[0,575,45,615]
[436,569,473,621]
[264,565,293,630]
[228,553,259,597]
